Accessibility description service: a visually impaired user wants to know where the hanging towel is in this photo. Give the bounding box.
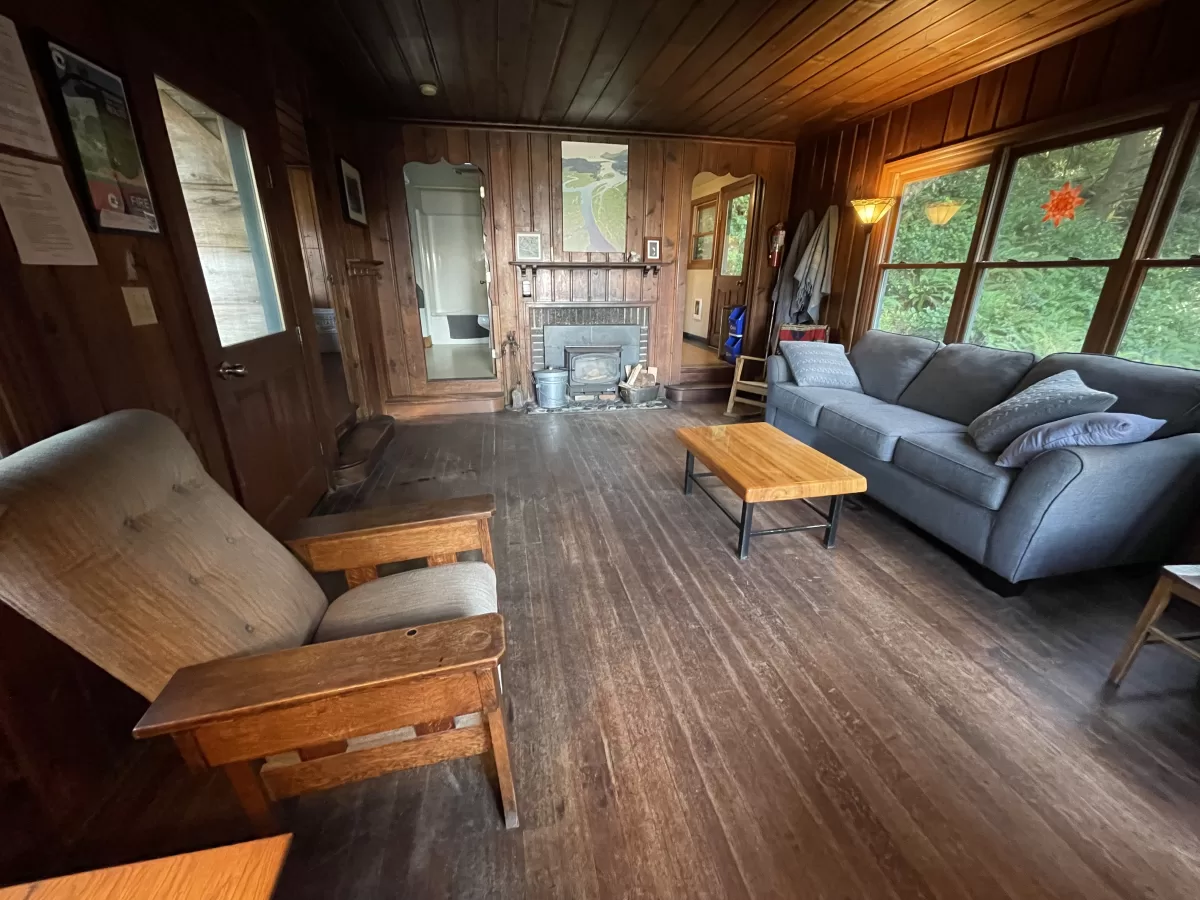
[783,204,839,330]
[768,209,814,326]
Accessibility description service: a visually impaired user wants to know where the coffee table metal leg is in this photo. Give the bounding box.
[683,451,694,495]
[824,495,845,549]
[738,502,755,559]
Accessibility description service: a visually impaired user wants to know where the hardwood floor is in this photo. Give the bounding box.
[68,406,1200,898]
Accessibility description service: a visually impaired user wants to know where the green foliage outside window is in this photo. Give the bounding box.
[721,194,750,276]
[875,127,1200,368]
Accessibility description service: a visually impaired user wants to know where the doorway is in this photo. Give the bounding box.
[682,173,758,375]
[286,165,356,435]
[155,77,326,529]
[403,162,495,381]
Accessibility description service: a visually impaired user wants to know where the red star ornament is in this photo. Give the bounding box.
[1041,181,1086,227]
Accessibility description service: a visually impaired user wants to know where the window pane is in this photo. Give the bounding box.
[1119,268,1200,368]
[692,234,713,260]
[967,267,1107,355]
[888,164,989,263]
[157,79,284,347]
[695,203,716,235]
[991,128,1161,262]
[874,268,956,340]
[720,193,750,275]
[1159,146,1200,259]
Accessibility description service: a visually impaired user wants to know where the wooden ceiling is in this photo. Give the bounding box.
[271,0,1164,141]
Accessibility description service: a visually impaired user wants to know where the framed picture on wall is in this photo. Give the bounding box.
[515,231,542,261]
[43,41,159,234]
[339,157,368,225]
[645,237,661,261]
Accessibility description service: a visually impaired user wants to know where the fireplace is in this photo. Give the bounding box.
[565,345,622,393]
[541,322,642,396]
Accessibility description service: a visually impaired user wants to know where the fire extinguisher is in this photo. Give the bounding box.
[768,223,786,268]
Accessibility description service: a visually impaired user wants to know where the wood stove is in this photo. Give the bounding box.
[564,345,622,394]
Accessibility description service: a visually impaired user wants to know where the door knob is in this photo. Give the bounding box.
[217,361,248,379]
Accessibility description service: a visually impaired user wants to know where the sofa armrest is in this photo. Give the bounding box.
[283,494,495,573]
[987,435,1200,582]
[766,355,792,385]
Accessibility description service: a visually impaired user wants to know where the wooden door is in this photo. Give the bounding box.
[708,176,759,352]
[150,77,327,531]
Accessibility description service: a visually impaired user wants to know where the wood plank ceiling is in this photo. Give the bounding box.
[267,0,1163,140]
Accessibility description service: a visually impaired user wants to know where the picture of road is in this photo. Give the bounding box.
[562,141,628,253]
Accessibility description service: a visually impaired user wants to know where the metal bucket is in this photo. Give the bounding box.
[534,368,569,409]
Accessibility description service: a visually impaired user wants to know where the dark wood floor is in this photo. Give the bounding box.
[74,405,1200,897]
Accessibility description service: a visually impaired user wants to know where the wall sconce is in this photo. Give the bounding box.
[924,200,963,226]
[850,197,895,226]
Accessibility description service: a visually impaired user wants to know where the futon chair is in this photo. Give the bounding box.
[0,410,517,832]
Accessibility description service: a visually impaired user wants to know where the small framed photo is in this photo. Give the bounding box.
[645,237,661,261]
[515,231,542,261]
[44,41,159,234]
[339,158,367,225]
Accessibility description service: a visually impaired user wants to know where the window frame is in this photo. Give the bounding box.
[856,100,1198,360]
[688,192,719,269]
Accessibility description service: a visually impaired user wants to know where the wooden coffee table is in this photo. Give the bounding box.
[676,421,867,559]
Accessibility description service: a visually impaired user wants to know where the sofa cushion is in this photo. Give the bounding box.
[818,402,964,461]
[995,412,1166,468]
[968,370,1117,454]
[779,341,863,391]
[848,330,942,403]
[769,383,883,427]
[315,561,497,643]
[1014,352,1200,438]
[893,433,1017,510]
[899,343,1037,425]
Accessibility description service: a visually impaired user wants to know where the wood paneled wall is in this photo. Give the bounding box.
[789,0,1200,344]
[371,126,794,399]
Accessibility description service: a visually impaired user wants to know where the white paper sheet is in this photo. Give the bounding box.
[0,153,96,265]
[0,16,57,158]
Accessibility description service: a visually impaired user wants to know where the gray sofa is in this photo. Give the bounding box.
[765,330,1200,585]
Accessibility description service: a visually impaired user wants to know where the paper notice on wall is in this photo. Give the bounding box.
[0,16,57,158]
[0,153,96,265]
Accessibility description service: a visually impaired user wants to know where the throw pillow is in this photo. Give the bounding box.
[779,341,862,392]
[967,370,1117,454]
[996,412,1167,468]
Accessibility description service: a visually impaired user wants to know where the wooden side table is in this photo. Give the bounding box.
[1108,565,1200,684]
[0,836,290,899]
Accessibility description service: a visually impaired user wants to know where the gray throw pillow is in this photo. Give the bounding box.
[968,370,1117,454]
[995,412,1167,468]
[779,342,862,392]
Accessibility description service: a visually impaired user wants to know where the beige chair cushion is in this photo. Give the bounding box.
[315,561,497,643]
[0,410,328,699]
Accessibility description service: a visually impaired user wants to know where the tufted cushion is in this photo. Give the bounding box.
[315,562,497,643]
[0,410,328,700]
[778,342,863,391]
[968,370,1117,454]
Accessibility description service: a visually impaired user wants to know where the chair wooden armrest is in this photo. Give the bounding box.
[282,494,496,583]
[134,614,517,831]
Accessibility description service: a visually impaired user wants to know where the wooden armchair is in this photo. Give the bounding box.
[0,410,517,833]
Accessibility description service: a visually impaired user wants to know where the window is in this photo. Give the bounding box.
[156,78,284,347]
[1119,141,1200,368]
[967,128,1161,355]
[689,195,717,268]
[866,119,1195,365]
[875,164,989,340]
[720,192,751,276]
